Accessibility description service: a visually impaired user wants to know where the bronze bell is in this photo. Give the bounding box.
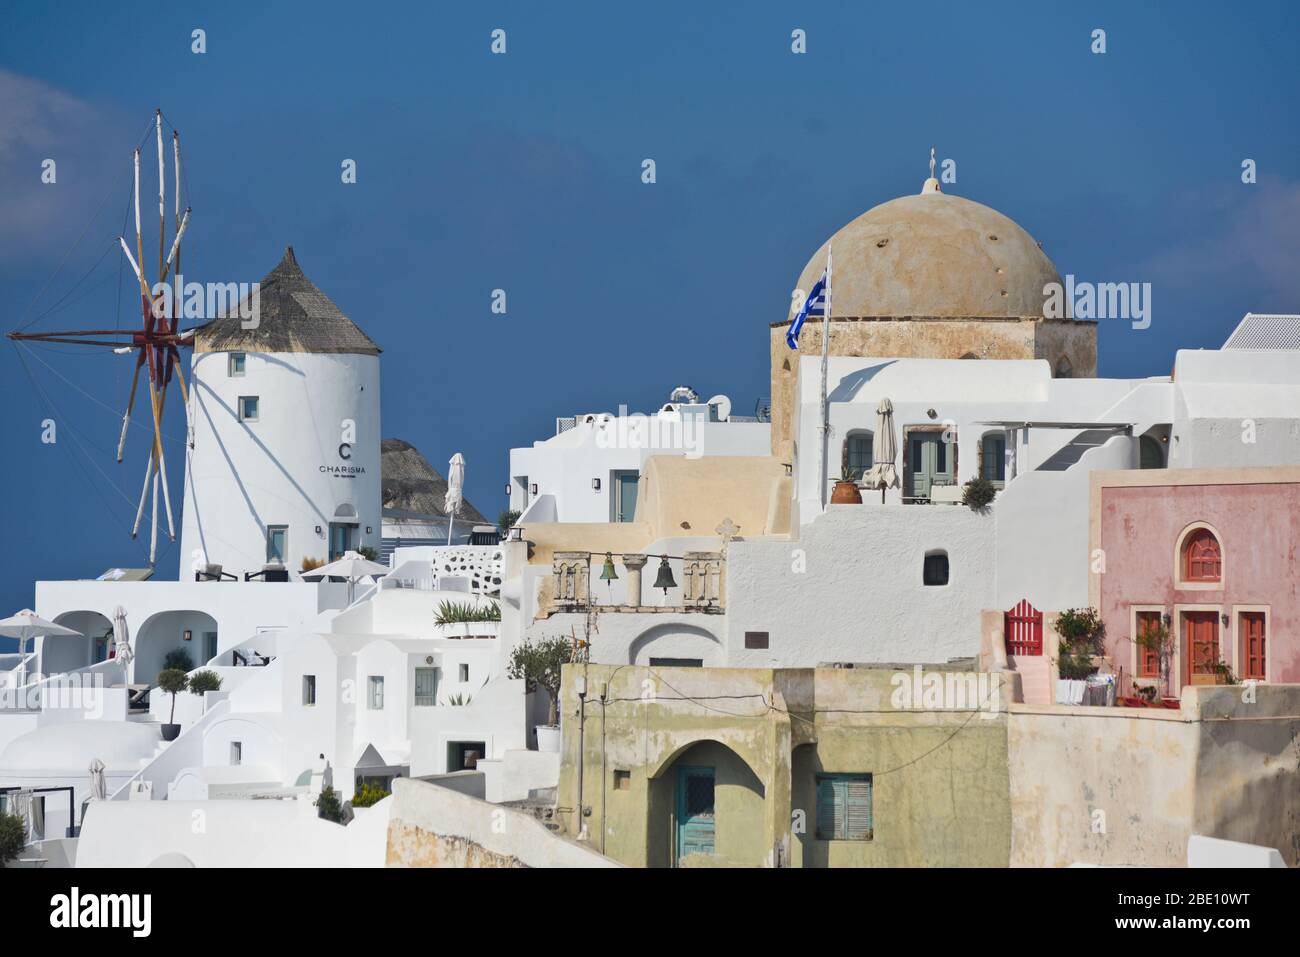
[652,556,677,594]
[599,552,619,582]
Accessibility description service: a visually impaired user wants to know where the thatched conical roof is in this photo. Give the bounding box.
[194,246,380,355]
[381,438,488,524]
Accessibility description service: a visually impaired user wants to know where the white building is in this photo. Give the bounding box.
[507,387,770,525]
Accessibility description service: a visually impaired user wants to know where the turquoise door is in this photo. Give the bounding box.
[907,432,954,499]
[675,766,716,862]
[613,471,639,523]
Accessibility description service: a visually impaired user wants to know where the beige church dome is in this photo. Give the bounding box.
[793,187,1062,319]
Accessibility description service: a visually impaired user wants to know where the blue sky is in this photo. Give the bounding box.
[1,1,1298,631]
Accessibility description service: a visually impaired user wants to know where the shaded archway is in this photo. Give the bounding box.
[628,623,722,667]
[646,738,766,868]
[133,610,219,685]
[45,611,114,675]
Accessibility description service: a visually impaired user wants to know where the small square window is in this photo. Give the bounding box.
[744,631,769,650]
[368,675,385,710]
[238,395,259,422]
[228,353,246,376]
[923,552,949,586]
[613,769,631,791]
[458,663,469,682]
[816,773,873,841]
[302,675,316,706]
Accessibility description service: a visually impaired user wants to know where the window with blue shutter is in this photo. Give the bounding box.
[815,773,873,841]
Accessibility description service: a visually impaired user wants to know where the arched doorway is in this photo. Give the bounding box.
[628,624,722,667]
[46,611,114,674]
[133,610,219,684]
[648,739,765,868]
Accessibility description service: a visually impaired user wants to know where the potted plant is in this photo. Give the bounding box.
[961,477,997,511]
[830,467,863,504]
[499,509,522,536]
[1053,607,1105,703]
[156,667,189,740]
[507,636,572,752]
[315,785,344,824]
[1211,659,1238,686]
[1134,619,1174,699]
[188,669,223,712]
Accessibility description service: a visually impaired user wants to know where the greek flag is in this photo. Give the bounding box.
[786,268,828,349]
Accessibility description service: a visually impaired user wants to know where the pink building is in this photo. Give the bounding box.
[1089,466,1300,695]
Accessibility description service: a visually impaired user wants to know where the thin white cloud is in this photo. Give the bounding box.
[0,70,129,263]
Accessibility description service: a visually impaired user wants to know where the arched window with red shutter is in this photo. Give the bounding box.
[1182,528,1222,583]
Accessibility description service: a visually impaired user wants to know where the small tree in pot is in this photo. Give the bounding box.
[507,636,573,751]
[156,667,189,741]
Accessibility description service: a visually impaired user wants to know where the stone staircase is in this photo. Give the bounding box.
[1011,654,1053,705]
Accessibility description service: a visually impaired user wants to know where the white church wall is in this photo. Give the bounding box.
[725,504,995,666]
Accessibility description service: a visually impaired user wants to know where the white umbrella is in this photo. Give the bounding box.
[111,606,134,674]
[302,550,390,603]
[444,452,465,545]
[0,609,80,688]
[88,758,107,801]
[864,398,899,504]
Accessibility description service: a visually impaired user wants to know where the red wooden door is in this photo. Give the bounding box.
[1184,612,1220,685]
[1004,600,1043,656]
[1241,612,1266,680]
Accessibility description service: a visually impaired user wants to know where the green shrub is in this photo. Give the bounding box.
[961,477,997,510]
[315,785,344,823]
[351,783,390,808]
[1054,607,1106,680]
[435,599,501,625]
[498,509,522,533]
[441,691,472,706]
[0,812,25,865]
[163,648,194,672]
[507,636,573,726]
[356,546,379,561]
[187,670,223,695]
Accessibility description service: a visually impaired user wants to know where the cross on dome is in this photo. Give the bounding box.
[921,147,942,195]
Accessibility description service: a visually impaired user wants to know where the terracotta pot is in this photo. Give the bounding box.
[830,480,862,504]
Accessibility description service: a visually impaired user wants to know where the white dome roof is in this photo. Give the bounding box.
[0,721,160,772]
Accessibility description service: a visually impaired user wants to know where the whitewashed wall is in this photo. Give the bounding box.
[181,350,382,578]
[725,504,995,666]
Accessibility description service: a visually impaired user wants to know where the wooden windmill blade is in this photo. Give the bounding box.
[6,110,203,562]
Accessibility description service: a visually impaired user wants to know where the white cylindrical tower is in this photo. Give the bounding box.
[179,247,382,579]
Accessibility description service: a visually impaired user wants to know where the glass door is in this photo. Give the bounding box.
[907,432,953,500]
[328,523,355,560]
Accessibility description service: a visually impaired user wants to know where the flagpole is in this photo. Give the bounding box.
[819,243,833,509]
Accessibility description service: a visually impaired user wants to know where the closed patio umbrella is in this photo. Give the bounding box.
[111,606,134,675]
[88,758,107,801]
[0,609,80,688]
[864,398,899,504]
[444,452,465,545]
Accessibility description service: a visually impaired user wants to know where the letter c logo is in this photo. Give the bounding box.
[338,443,352,460]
